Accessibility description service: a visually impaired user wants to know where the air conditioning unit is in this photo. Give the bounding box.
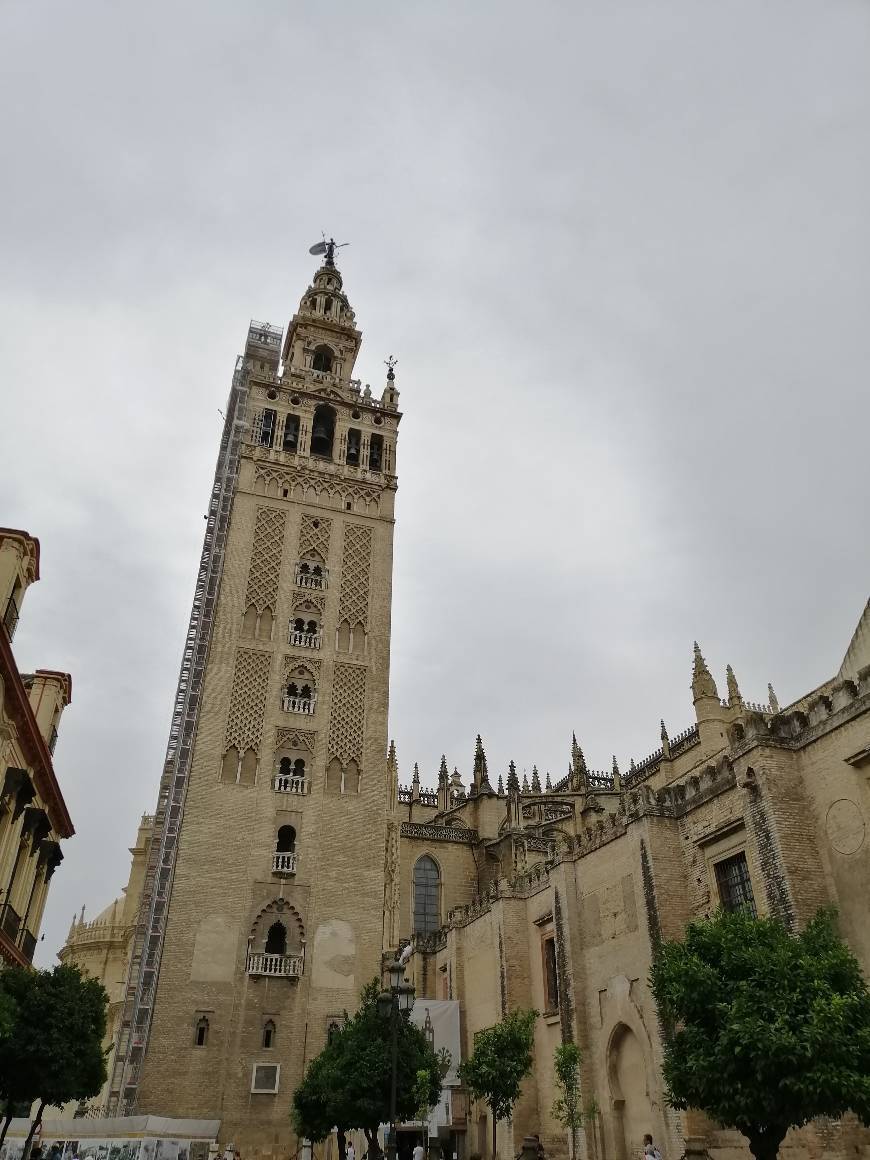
[251,1063,280,1094]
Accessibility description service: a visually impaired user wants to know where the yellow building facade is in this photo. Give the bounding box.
[0,527,74,968]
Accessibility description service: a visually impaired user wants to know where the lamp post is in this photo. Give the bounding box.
[377,958,416,1160]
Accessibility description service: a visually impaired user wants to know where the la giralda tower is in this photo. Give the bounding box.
[110,243,403,1155]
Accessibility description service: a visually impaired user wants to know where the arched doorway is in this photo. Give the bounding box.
[608,1023,654,1160]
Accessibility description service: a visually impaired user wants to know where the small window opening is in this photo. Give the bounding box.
[543,936,559,1012]
[263,1020,276,1049]
[259,409,277,448]
[715,851,757,916]
[369,433,383,471]
[286,682,298,698]
[293,757,305,777]
[265,921,287,956]
[324,296,333,316]
[283,415,300,453]
[346,428,361,466]
[306,619,318,634]
[194,1017,209,1047]
[293,617,305,633]
[312,346,334,374]
[276,826,296,853]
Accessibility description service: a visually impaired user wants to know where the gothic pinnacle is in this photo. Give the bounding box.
[660,719,671,759]
[507,760,520,796]
[497,774,505,795]
[412,762,420,784]
[726,664,742,706]
[545,770,552,791]
[439,755,449,785]
[522,771,530,794]
[531,765,541,793]
[691,640,719,701]
[768,683,780,713]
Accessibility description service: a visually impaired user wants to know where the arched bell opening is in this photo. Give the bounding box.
[310,403,336,458]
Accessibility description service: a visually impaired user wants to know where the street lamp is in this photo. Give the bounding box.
[377,958,416,1160]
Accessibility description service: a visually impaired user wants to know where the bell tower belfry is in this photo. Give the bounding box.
[126,243,402,1155]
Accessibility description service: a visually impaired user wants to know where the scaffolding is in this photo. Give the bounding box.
[105,337,258,1114]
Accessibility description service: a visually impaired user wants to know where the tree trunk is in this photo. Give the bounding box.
[491,1105,497,1160]
[364,1126,381,1160]
[746,1126,787,1160]
[0,1111,14,1149]
[337,1130,347,1160]
[21,1100,45,1160]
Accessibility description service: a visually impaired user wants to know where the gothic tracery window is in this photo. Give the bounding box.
[413,855,440,934]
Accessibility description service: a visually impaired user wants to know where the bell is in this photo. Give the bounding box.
[310,423,331,456]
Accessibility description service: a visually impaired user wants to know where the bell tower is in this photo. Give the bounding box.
[128,243,402,1156]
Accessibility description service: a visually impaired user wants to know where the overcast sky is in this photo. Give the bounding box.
[1,0,868,967]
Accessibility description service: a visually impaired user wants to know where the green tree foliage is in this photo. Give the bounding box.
[292,980,441,1157]
[551,1042,583,1160]
[651,908,870,1160]
[0,965,108,1150]
[459,1009,538,1160]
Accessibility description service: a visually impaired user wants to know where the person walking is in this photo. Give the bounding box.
[643,1135,662,1160]
[346,1143,355,1160]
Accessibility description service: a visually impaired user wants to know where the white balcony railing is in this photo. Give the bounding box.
[282,695,316,715]
[246,952,304,978]
[289,629,322,649]
[272,851,298,874]
[274,775,308,795]
[295,567,328,590]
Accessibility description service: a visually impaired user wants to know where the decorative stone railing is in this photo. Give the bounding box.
[274,775,307,795]
[295,568,328,590]
[282,695,316,715]
[246,952,304,978]
[272,851,298,874]
[289,629,321,649]
[400,822,479,843]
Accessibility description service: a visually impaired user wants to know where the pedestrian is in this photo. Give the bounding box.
[346,1143,355,1160]
[412,1142,424,1160]
[643,1135,662,1160]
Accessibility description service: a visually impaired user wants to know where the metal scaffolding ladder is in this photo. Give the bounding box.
[105,356,251,1115]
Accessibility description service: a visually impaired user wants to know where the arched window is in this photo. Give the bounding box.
[310,403,336,457]
[298,562,310,575]
[293,757,306,778]
[293,617,305,633]
[306,619,318,634]
[286,682,298,698]
[323,296,333,316]
[265,921,287,956]
[369,432,384,472]
[312,564,322,576]
[262,1020,276,1049]
[312,345,334,373]
[299,684,312,701]
[413,855,441,934]
[346,428,361,466]
[276,825,296,853]
[194,1016,209,1047]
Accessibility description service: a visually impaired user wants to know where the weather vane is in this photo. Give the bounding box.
[384,354,398,381]
[308,234,349,267]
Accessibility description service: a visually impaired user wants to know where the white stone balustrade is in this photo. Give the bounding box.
[288,629,322,648]
[282,695,316,714]
[272,851,298,874]
[246,952,303,978]
[295,567,328,590]
[273,775,308,795]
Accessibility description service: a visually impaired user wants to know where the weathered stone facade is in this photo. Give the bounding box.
[126,250,402,1156]
[397,620,870,1160]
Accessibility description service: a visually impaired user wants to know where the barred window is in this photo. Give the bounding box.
[715,851,757,916]
[413,855,440,934]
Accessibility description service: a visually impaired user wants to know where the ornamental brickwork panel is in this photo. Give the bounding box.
[299,514,332,562]
[328,663,367,767]
[244,507,286,613]
[338,524,372,629]
[224,648,272,753]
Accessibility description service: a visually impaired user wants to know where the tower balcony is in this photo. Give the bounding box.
[288,628,321,649]
[273,774,308,795]
[272,851,298,875]
[246,952,304,979]
[282,694,316,715]
[295,566,328,590]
